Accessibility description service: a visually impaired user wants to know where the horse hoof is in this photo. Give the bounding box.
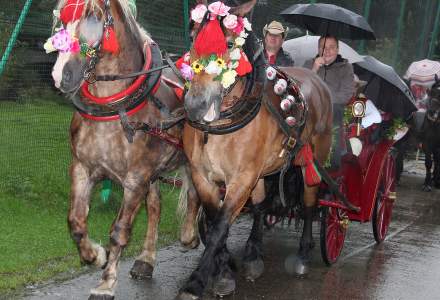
[284,254,309,277]
[243,258,264,281]
[175,291,200,300]
[422,185,432,192]
[130,260,154,280]
[88,292,114,300]
[212,275,236,297]
[181,237,200,250]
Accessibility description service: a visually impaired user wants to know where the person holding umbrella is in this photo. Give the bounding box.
[304,35,355,169]
[262,20,294,66]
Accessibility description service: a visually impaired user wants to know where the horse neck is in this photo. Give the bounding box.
[89,21,144,97]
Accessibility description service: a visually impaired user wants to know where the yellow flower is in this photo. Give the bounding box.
[191,60,204,74]
[216,57,226,69]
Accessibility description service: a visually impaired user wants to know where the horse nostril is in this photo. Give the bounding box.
[63,70,72,82]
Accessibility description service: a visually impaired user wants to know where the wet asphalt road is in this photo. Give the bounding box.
[21,167,440,300]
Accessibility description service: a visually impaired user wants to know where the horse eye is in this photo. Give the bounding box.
[227,41,234,49]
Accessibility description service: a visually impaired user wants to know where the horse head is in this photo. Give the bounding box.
[184,0,256,123]
[428,74,440,121]
[48,0,144,94]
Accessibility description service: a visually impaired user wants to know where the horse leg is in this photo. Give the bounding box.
[285,183,317,276]
[130,181,160,280]
[89,172,149,300]
[242,205,264,281]
[68,160,107,268]
[422,145,433,192]
[179,164,201,249]
[179,175,254,299]
[433,148,440,189]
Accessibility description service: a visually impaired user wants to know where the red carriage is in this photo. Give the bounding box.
[318,101,400,265]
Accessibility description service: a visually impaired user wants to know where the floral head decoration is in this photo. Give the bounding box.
[44,0,125,56]
[178,1,253,89]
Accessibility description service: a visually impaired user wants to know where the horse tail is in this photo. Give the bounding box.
[176,164,196,222]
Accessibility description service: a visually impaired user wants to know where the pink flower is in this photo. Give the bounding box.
[180,63,194,81]
[191,4,207,23]
[70,40,80,53]
[223,14,238,30]
[233,17,245,35]
[208,1,230,18]
[51,29,74,53]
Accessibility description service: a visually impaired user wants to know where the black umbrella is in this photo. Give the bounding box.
[280,3,375,40]
[353,55,417,119]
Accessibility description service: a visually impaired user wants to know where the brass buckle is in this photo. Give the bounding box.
[286,137,296,149]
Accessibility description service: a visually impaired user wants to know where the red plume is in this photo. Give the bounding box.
[102,27,120,54]
[194,19,227,56]
[235,51,253,76]
[60,0,84,24]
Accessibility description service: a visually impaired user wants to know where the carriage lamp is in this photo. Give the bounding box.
[352,101,366,118]
[352,101,366,136]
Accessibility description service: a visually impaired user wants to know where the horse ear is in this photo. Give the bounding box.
[230,0,257,17]
[435,74,439,83]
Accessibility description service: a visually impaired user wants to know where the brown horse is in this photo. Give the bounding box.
[50,1,199,299]
[179,0,333,298]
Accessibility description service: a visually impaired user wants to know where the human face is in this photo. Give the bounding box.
[265,32,283,53]
[318,37,339,65]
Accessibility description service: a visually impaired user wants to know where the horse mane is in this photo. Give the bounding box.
[53,0,152,45]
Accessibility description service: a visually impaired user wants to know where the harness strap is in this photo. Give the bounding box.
[164,51,186,83]
[118,109,136,143]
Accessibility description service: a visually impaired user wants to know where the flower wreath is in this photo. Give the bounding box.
[177,1,253,89]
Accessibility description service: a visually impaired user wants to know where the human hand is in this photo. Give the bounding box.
[312,57,325,72]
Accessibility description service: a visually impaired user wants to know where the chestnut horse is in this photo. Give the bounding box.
[50,1,199,299]
[180,0,333,298]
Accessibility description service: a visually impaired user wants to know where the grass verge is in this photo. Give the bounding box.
[0,98,182,294]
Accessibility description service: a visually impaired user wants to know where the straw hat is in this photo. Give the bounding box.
[263,21,288,38]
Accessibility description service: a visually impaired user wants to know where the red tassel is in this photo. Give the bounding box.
[102,27,120,54]
[294,144,313,166]
[293,144,321,186]
[60,0,84,24]
[305,162,322,186]
[235,51,253,76]
[194,19,227,56]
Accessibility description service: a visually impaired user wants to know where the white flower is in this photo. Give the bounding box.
[223,14,238,30]
[239,31,249,38]
[191,4,207,23]
[205,60,223,75]
[221,70,237,89]
[229,48,241,60]
[228,61,239,69]
[235,37,245,46]
[208,1,230,17]
[243,17,252,31]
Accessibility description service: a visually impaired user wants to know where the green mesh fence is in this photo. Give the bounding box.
[0,0,439,197]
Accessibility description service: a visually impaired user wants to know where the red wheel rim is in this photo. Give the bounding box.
[374,153,396,242]
[325,207,346,263]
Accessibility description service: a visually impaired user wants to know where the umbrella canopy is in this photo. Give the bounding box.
[353,55,417,119]
[280,3,375,40]
[404,59,440,87]
[283,35,364,67]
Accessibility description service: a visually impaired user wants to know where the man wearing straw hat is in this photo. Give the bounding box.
[262,20,294,66]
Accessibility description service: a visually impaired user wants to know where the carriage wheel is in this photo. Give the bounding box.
[372,150,396,243]
[320,206,348,266]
